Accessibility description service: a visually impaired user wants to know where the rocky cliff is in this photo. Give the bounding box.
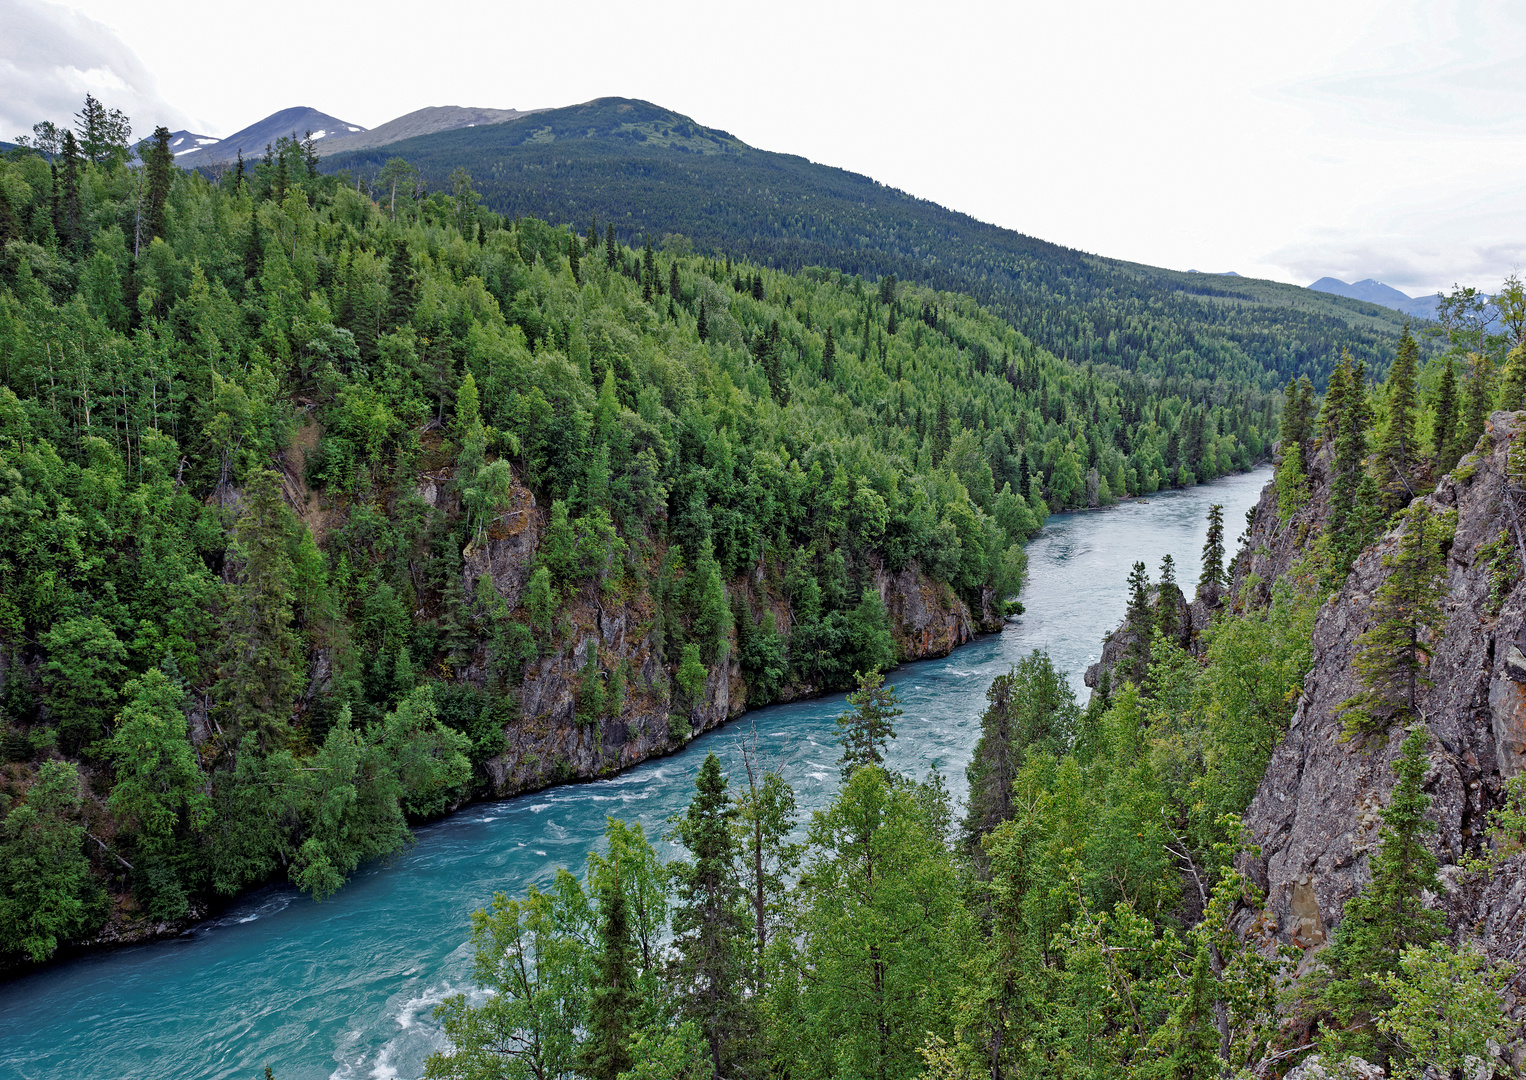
[1233,413,1526,1062]
[436,476,996,799]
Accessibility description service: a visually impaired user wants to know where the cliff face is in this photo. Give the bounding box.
[1234,413,1526,1054]
[442,478,993,799]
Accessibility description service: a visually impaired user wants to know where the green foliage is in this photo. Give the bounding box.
[1318,726,1447,1063]
[0,91,1286,952]
[583,867,640,1080]
[962,651,1078,856]
[0,760,106,961]
[426,871,593,1080]
[787,765,964,1080]
[1375,943,1512,1080]
[43,614,128,754]
[1198,503,1227,601]
[836,669,902,778]
[325,96,1421,394]
[668,755,753,1075]
[1340,503,1454,736]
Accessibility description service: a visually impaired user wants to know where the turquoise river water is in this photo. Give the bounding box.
[0,466,1269,1080]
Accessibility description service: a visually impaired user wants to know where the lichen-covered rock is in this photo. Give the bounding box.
[1284,1053,1387,1080]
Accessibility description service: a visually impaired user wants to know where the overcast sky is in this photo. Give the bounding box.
[4,0,1522,296]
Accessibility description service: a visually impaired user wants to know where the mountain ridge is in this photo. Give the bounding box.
[1309,275,1440,320]
[318,96,1423,392]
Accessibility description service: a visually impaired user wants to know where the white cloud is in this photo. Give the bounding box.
[0,0,191,143]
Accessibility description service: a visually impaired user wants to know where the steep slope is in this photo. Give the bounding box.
[320,97,1422,393]
[1232,414,1526,1059]
[316,105,542,155]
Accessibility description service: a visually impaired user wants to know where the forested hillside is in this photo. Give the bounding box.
[0,110,1275,962]
[321,97,1423,394]
[421,297,1526,1080]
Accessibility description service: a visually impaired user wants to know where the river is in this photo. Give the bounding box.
[0,466,1269,1080]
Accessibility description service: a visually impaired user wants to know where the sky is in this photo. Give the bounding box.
[3,0,1523,297]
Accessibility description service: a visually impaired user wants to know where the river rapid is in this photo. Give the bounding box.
[0,466,1269,1080]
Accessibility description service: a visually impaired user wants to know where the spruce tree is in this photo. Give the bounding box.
[1377,326,1419,509]
[1320,725,1446,1061]
[670,754,752,1079]
[605,222,617,268]
[1324,350,1372,576]
[1124,560,1153,682]
[836,670,901,778]
[669,261,681,304]
[1461,347,1497,456]
[243,210,264,282]
[1432,354,1461,472]
[144,126,174,242]
[697,301,708,342]
[568,232,580,284]
[1198,504,1226,604]
[56,131,83,255]
[1156,552,1182,642]
[1340,501,1453,735]
[821,327,836,381]
[583,870,639,1080]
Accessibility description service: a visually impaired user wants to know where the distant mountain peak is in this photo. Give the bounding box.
[196,107,366,164]
[1308,276,1438,320]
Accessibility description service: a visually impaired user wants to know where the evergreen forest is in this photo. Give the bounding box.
[321,97,1425,395]
[424,275,1526,1079]
[4,94,1522,1080]
[0,103,1276,962]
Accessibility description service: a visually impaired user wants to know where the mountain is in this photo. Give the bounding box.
[315,105,542,155]
[164,129,223,161]
[322,97,1421,392]
[1309,276,1439,321]
[202,106,365,163]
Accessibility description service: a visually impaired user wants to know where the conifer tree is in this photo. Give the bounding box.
[53,130,84,256]
[1124,560,1153,682]
[1324,350,1372,576]
[1156,552,1181,642]
[233,149,245,191]
[669,261,680,304]
[1320,725,1446,1060]
[583,870,639,1080]
[642,239,656,303]
[1198,504,1226,604]
[1432,354,1461,472]
[821,327,836,381]
[568,232,580,284]
[696,300,708,342]
[1377,327,1419,508]
[1340,502,1453,735]
[962,651,1077,856]
[837,670,901,778]
[216,469,301,747]
[239,206,265,290]
[142,126,174,243]
[669,754,751,1079]
[1461,347,1496,456]
[606,222,617,268]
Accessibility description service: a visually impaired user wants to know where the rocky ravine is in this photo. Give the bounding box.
[1233,413,1526,1061]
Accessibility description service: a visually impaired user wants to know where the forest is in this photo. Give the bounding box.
[422,285,1526,1080]
[0,101,1278,963]
[320,97,1423,396]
